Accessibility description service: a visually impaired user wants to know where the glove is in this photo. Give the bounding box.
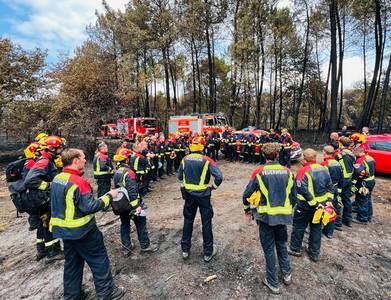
[359,186,369,196]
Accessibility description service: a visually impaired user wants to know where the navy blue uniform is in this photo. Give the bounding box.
[178,152,223,256]
[93,151,114,197]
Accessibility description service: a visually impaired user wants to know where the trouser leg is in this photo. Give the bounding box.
[119,213,132,249]
[198,196,214,256]
[290,208,312,252]
[308,222,322,257]
[341,184,352,225]
[63,239,85,300]
[275,225,291,276]
[259,222,278,288]
[133,215,150,249]
[181,195,198,253]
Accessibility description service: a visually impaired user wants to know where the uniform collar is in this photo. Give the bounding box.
[63,167,83,176]
[323,157,334,162]
[303,161,316,167]
[41,150,53,159]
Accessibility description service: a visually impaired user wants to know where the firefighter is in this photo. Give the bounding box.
[212,128,220,160]
[278,128,293,168]
[329,132,340,151]
[242,143,295,294]
[130,143,149,196]
[178,137,223,262]
[222,125,231,160]
[174,134,182,171]
[164,135,175,175]
[253,137,262,163]
[240,131,248,162]
[205,131,215,160]
[157,134,166,178]
[288,148,334,262]
[113,148,158,256]
[247,131,256,163]
[93,142,114,197]
[50,148,125,300]
[362,126,370,137]
[149,136,159,181]
[334,137,356,228]
[268,129,280,142]
[351,146,375,224]
[116,139,129,154]
[259,131,269,164]
[320,146,343,239]
[24,135,66,263]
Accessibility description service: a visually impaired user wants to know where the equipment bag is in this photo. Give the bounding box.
[111,172,131,215]
[6,158,27,182]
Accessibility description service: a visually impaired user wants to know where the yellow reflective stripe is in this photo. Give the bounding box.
[308,198,317,206]
[337,188,342,193]
[183,155,210,191]
[130,199,138,207]
[38,181,49,190]
[258,206,292,215]
[51,215,94,228]
[94,155,112,175]
[134,157,139,170]
[297,194,306,201]
[65,185,77,221]
[101,195,110,207]
[45,238,60,247]
[212,182,218,189]
[243,204,250,210]
[56,173,71,181]
[285,174,294,207]
[364,176,375,181]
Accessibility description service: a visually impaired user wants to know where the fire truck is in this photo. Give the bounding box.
[168,113,229,135]
[117,117,159,140]
[100,123,120,139]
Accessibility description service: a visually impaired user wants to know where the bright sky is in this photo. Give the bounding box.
[0,0,368,89]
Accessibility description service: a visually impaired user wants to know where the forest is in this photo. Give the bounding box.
[1,0,390,139]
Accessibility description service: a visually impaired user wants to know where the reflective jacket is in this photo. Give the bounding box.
[130,152,149,175]
[353,155,375,188]
[50,167,111,240]
[242,162,295,226]
[113,166,140,210]
[178,152,223,198]
[279,134,293,149]
[93,151,114,179]
[335,148,355,186]
[24,151,58,193]
[295,162,334,210]
[321,157,343,195]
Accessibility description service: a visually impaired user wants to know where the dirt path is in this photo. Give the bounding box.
[0,161,391,299]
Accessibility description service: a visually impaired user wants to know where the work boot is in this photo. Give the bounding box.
[98,286,126,300]
[288,249,302,257]
[322,232,333,239]
[140,244,159,253]
[262,278,281,295]
[122,242,134,257]
[36,242,47,261]
[28,215,39,231]
[45,241,64,264]
[305,248,320,262]
[182,251,189,260]
[204,245,217,262]
[283,273,292,286]
[334,226,343,231]
[352,218,368,225]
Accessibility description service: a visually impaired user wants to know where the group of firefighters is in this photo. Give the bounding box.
[8,124,375,298]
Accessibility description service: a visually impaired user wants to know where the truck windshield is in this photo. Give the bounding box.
[216,116,227,126]
[142,120,157,128]
[204,118,215,126]
[117,122,128,134]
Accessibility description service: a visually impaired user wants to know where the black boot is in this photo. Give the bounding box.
[45,241,64,264]
[36,242,47,261]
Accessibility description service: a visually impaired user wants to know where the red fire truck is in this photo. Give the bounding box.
[117,117,159,140]
[168,113,229,135]
[100,124,120,139]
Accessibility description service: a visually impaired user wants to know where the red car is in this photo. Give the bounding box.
[362,134,391,174]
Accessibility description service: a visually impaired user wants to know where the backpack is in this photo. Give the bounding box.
[111,171,131,215]
[6,158,27,182]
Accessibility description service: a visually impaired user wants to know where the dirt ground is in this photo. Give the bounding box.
[0,160,391,300]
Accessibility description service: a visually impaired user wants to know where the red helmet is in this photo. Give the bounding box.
[40,136,66,150]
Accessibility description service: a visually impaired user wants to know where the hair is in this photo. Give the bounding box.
[323,145,335,156]
[353,146,365,155]
[61,148,83,167]
[339,136,351,147]
[303,148,317,162]
[97,141,107,151]
[262,143,281,160]
[330,132,339,139]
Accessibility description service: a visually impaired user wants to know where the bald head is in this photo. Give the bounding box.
[303,148,317,162]
[330,132,339,140]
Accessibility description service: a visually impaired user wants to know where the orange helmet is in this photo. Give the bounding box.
[24,141,40,159]
[40,136,66,150]
[113,148,132,162]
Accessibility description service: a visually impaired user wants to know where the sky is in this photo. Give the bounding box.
[0,0,367,89]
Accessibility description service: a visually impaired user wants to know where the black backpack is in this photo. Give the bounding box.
[111,172,131,215]
[6,158,27,182]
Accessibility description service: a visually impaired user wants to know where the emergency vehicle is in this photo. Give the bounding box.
[100,124,120,139]
[168,113,229,135]
[117,117,159,140]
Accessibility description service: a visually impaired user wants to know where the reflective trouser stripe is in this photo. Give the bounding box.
[45,238,60,247]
